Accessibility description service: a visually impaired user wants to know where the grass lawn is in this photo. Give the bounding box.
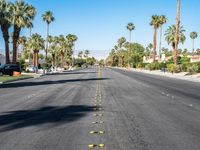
[0,75,33,83]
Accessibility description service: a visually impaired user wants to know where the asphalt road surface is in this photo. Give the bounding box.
[0,67,200,150]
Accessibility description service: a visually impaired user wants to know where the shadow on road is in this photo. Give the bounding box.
[0,105,97,132]
[0,78,110,88]
[46,71,97,76]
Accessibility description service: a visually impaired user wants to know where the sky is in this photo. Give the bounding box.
[0,0,200,59]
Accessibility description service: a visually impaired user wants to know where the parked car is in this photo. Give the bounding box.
[26,65,36,72]
[0,64,21,76]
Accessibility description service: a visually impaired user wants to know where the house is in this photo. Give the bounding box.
[191,55,200,63]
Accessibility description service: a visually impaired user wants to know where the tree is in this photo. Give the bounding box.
[150,15,160,62]
[27,33,44,68]
[11,0,36,64]
[42,11,55,61]
[84,50,90,58]
[26,20,33,37]
[165,25,186,60]
[18,36,27,59]
[126,22,135,67]
[174,0,181,65]
[190,32,198,54]
[66,34,78,66]
[0,0,12,64]
[117,37,126,67]
[78,51,83,58]
[147,43,153,58]
[158,15,167,60]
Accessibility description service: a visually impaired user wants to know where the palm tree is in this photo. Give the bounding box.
[126,23,135,68]
[150,15,160,62]
[117,37,126,67]
[84,50,90,58]
[190,32,198,54]
[0,0,12,64]
[27,33,44,68]
[174,0,181,65]
[26,20,33,37]
[66,34,78,66]
[165,25,186,59]
[78,51,83,58]
[42,11,55,61]
[47,36,57,67]
[158,15,167,61]
[18,36,27,59]
[11,0,36,64]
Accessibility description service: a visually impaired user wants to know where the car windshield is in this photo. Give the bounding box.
[0,65,5,69]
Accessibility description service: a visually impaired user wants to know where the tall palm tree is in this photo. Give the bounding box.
[174,0,181,65]
[0,0,12,64]
[158,15,167,61]
[150,15,160,62]
[11,0,36,64]
[127,23,135,68]
[27,33,44,68]
[190,32,198,55]
[165,25,186,58]
[42,11,55,61]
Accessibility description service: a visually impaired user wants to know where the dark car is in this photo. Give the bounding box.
[0,64,21,76]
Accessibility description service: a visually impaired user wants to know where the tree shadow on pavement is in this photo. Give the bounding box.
[0,78,110,88]
[0,105,97,132]
[46,71,97,76]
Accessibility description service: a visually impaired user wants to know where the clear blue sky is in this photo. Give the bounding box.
[0,0,200,59]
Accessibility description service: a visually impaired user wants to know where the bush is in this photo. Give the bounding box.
[187,64,199,74]
[167,64,174,73]
[167,64,181,73]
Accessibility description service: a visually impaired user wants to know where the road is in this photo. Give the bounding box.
[0,67,200,150]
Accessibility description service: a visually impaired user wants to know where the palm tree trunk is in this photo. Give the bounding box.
[128,31,131,67]
[45,23,49,62]
[30,27,32,37]
[52,54,55,66]
[13,25,21,64]
[174,0,180,65]
[159,25,163,61]
[61,52,64,68]
[153,26,157,63]
[1,25,10,64]
[192,39,195,55]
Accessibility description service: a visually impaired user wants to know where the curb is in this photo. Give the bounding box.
[0,76,34,84]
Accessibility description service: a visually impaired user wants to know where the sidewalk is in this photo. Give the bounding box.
[114,67,200,83]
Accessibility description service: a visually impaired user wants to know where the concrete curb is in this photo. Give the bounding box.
[0,76,34,84]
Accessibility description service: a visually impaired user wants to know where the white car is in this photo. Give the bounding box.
[26,66,36,72]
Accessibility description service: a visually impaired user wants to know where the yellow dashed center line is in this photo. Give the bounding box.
[87,66,107,149]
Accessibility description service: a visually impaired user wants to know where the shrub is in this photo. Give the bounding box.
[187,64,199,74]
[167,64,174,73]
